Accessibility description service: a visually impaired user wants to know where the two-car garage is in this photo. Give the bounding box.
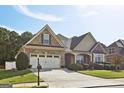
[30,53,61,69]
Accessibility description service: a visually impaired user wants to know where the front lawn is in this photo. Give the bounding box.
[0,69,43,84]
[79,70,124,79]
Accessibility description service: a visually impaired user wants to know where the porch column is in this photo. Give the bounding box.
[61,52,65,67]
[92,53,94,63]
[73,53,77,64]
[89,54,93,62]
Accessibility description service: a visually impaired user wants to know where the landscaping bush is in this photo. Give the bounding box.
[83,63,90,70]
[103,62,112,70]
[111,64,120,71]
[104,65,112,70]
[93,63,104,70]
[16,52,29,70]
[67,63,83,71]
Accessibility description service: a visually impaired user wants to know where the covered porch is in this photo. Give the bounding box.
[65,52,92,66]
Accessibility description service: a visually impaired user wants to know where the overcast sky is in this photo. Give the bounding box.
[0,5,124,46]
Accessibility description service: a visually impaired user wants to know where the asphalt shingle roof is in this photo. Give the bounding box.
[108,39,124,48]
[90,42,107,53]
[57,32,107,53]
[70,33,89,50]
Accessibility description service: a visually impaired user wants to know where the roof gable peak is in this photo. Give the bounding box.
[91,42,107,53]
[23,24,64,47]
[70,32,97,50]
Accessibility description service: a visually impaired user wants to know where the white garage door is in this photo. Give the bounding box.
[30,54,38,68]
[30,54,61,69]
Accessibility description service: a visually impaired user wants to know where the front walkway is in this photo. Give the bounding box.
[31,68,124,88]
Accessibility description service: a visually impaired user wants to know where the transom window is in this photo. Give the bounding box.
[43,34,50,45]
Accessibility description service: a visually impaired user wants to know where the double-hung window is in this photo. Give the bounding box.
[95,54,104,63]
[43,34,49,45]
[76,55,84,64]
[109,48,115,54]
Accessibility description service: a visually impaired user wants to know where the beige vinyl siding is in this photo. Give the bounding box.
[74,34,96,51]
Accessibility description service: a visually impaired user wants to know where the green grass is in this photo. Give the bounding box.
[0,69,43,84]
[79,70,124,79]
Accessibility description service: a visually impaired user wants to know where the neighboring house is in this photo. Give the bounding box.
[107,39,124,63]
[17,24,107,69]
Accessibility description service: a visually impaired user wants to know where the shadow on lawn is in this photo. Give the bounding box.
[0,70,31,80]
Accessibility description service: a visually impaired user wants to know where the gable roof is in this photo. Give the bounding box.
[107,39,124,55]
[57,34,69,40]
[70,33,88,50]
[57,34,69,45]
[90,42,107,54]
[23,24,64,47]
[119,39,124,47]
[70,32,96,50]
[108,39,124,48]
[57,34,72,50]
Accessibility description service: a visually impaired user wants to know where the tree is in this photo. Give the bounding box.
[7,31,23,61]
[111,55,124,70]
[0,27,33,67]
[16,52,29,70]
[0,27,23,65]
[0,27,10,65]
[21,31,33,44]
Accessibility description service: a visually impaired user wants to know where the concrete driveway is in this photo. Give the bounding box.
[31,69,124,88]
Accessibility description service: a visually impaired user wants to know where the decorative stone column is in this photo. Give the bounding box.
[61,52,65,67]
[73,53,77,64]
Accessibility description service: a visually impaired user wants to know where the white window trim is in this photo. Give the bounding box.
[109,47,115,54]
[76,55,84,64]
[94,54,104,63]
[43,34,50,45]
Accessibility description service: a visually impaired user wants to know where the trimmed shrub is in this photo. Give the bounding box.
[83,63,90,70]
[67,63,83,71]
[93,63,104,70]
[16,52,29,70]
[111,64,120,71]
[104,65,111,70]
